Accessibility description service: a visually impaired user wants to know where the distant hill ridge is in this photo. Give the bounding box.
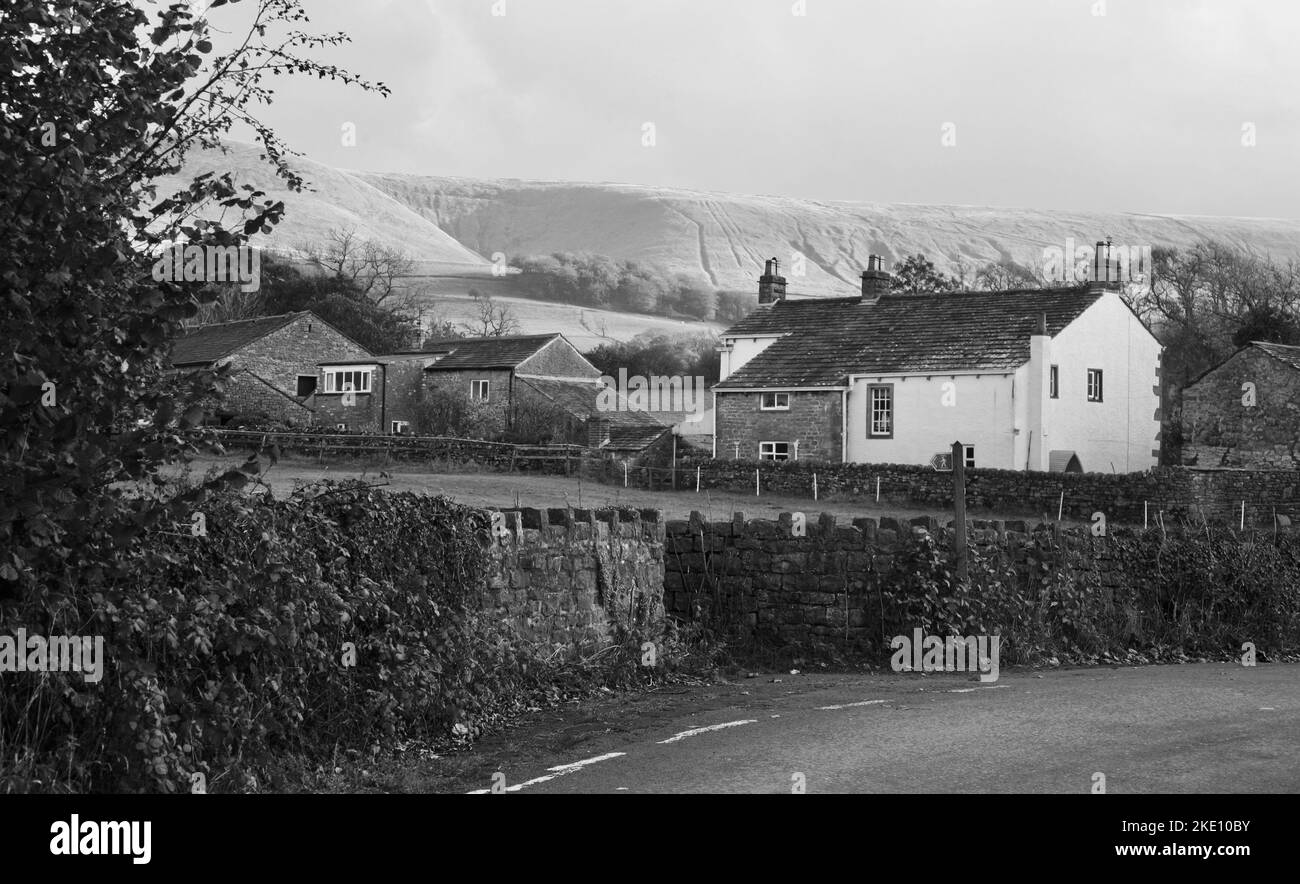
[176,141,1300,297]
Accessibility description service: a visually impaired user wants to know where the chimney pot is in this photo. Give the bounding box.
[758,256,787,306]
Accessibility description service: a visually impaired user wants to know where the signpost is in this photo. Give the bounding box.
[951,441,968,583]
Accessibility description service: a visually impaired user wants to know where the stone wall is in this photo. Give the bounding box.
[715,390,843,463]
[669,457,1300,526]
[661,508,1292,654]
[1181,346,1300,469]
[219,370,316,425]
[483,506,666,649]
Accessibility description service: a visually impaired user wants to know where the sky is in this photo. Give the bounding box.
[205,0,1300,218]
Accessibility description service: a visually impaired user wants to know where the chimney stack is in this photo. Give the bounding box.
[1089,238,1122,293]
[861,255,891,303]
[758,257,787,306]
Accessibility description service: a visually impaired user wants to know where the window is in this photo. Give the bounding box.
[470,379,490,401]
[334,423,348,431]
[1087,369,1103,402]
[323,368,372,394]
[964,445,975,470]
[869,384,893,437]
[296,375,317,397]
[1049,365,1059,399]
[391,420,409,435]
[759,442,790,461]
[760,392,791,411]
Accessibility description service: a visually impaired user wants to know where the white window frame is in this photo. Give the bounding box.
[1087,368,1103,402]
[1049,365,1059,399]
[470,379,490,401]
[759,441,791,462]
[964,444,975,470]
[869,384,894,438]
[391,420,410,435]
[322,367,373,394]
[760,392,791,411]
[334,423,348,431]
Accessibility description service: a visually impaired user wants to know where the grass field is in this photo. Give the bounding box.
[414,289,723,350]
[177,455,1071,525]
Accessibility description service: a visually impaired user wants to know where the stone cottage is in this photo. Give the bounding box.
[1180,340,1300,468]
[169,311,372,426]
[712,253,1163,472]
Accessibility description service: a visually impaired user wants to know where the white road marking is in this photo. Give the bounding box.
[658,719,757,744]
[818,699,888,711]
[467,751,625,793]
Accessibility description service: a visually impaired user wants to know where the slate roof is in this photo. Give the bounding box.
[605,425,672,451]
[1253,341,1300,373]
[170,313,304,365]
[714,286,1103,389]
[423,334,561,370]
[516,376,670,427]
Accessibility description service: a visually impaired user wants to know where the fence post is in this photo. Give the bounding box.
[1057,490,1064,522]
[813,472,818,501]
[755,469,760,497]
[876,476,880,503]
[624,461,628,488]
[952,440,968,583]
[1241,500,1246,531]
[696,465,701,493]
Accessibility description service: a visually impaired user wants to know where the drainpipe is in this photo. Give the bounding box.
[841,388,848,463]
[379,363,387,435]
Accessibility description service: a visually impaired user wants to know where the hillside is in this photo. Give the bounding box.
[154,142,488,271]
[172,141,1300,302]
[352,173,1300,297]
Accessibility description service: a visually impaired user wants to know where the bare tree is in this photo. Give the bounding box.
[974,259,1042,291]
[300,225,417,306]
[463,290,520,337]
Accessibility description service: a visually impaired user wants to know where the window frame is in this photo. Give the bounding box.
[322,367,373,395]
[391,420,410,435]
[334,423,348,431]
[760,392,791,411]
[868,383,894,439]
[1049,365,1059,399]
[759,441,791,462]
[964,444,975,470]
[1087,368,1103,403]
[470,379,490,402]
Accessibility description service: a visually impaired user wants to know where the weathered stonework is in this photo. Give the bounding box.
[1182,345,1300,469]
[484,506,666,649]
[715,390,843,463]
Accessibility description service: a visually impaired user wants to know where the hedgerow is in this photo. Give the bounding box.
[2,481,680,793]
[875,530,1300,665]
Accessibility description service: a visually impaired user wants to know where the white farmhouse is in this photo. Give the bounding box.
[713,254,1162,473]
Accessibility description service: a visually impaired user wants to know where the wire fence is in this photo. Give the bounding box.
[200,430,1300,530]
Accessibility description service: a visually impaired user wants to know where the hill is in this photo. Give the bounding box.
[172,141,1300,303]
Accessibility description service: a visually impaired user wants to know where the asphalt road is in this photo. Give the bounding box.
[466,664,1300,794]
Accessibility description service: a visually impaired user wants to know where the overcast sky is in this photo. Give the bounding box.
[213,0,1299,219]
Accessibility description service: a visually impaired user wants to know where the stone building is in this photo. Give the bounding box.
[1180,341,1300,468]
[169,311,371,426]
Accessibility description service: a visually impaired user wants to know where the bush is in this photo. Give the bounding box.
[0,482,538,793]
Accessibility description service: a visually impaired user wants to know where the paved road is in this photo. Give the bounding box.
[469,664,1300,793]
